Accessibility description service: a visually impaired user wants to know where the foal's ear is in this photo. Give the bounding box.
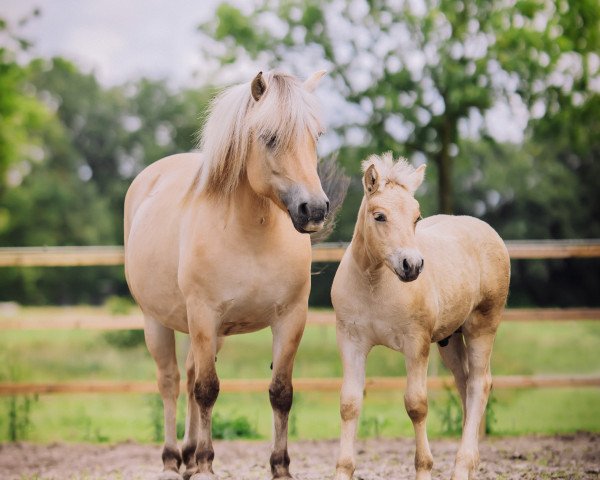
[363,164,380,195]
[251,71,268,101]
[303,70,327,92]
[405,164,426,194]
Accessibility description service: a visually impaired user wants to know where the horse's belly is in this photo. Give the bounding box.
[215,292,299,336]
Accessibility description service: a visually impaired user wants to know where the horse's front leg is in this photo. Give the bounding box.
[269,306,306,479]
[404,342,433,480]
[182,338,224,480]
[186,299,220,480]
[334,328,369,480]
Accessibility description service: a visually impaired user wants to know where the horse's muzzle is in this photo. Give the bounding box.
[283,189,330,234]
[392,251,424,282]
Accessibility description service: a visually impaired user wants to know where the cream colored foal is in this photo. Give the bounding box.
[332,153,510,480]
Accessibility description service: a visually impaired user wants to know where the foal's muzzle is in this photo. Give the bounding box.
[391,249,424,282]
[282,188,330,234]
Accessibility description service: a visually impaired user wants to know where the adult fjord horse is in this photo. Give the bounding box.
[332,153,510,480]
[125,70,339,480]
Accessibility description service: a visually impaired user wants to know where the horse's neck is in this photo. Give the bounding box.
[222,175,280,233]
[349,199,385,281]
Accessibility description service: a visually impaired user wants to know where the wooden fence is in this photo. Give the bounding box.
[1,239,600,266]
[0,240,599,397]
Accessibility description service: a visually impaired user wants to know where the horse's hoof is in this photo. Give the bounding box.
[158,471,183,480]
[189,473,218,480]
[182,468,197,480]
[333,472,352,480]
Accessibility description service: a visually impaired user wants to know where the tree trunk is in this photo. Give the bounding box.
[437,116,454,214]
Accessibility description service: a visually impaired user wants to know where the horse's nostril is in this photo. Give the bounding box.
[325,201,330,215]
[403,258,410,273]
[420,259,424,270]
[299,202,309,217]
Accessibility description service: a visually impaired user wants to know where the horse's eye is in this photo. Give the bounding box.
[264,134,277,149]
[374,213,387,222]
[415,214,423,225]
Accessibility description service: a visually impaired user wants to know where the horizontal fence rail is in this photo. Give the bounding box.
[1,308,598,331]
[0,240,598,409]
[1,239,600,267]
[1,374,599,396]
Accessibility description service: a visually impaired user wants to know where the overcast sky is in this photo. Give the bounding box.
[2,0,223,86]
[1,0,527,143]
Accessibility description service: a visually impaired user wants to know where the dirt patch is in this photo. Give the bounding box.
[0,433,598,479]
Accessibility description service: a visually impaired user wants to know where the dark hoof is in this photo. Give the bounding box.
[183,467,198,480]
[189,473,218,480]
[157,471,183,480]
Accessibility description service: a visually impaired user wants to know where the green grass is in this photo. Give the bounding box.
[0,311,599,442]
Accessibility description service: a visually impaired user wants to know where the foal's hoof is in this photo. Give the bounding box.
[333,473,352,480]
[158,471,183,480]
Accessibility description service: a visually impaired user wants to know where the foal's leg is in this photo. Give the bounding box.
[451,329,496,480]
[144,316,183,480]
[404,342,434,480]
[437,333,469,421]
[269,310,306,479]
[334,330,369,480]
[186,301,220,480]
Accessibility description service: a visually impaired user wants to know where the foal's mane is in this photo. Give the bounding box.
[195,71,323,198]
[361,152,417,191]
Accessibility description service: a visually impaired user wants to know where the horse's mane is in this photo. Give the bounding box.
[195,71,323,198]
[361,152,417,191]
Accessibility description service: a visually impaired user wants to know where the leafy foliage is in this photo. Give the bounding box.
[200,0,599,214]
[0,6,598,308]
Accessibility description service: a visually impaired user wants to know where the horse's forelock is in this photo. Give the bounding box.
[361,153,417,192]
[250,72,322,153]
[196,72,323,198]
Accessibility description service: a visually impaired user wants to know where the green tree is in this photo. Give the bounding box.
[200,0,599,214]
[0,51,212,303]
[0,12,52,201]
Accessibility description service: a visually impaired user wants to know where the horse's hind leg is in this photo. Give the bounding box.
[437,332,469,422]
[144,316,183,480]
[451,316,499,480]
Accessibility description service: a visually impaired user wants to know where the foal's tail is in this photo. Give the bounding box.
[311,154,350,245]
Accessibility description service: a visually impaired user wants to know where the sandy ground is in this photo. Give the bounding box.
[0,433,598,480]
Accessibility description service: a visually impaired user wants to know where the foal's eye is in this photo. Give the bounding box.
[374,213,387,222]
[264,134,277,149]
[414,214,423,225]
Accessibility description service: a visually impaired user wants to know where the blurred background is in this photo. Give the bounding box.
[0,0,598,444]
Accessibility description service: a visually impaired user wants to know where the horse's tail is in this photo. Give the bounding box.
[311,154,350,245]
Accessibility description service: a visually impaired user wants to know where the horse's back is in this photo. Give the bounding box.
[124,152,202,243]
[419,214,507,260]
[419,214,510,308]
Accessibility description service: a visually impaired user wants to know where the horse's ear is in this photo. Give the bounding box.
[303,70,327,92]
[251,71,267,101]
[405,164,426,194]
[363,164,379,196]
